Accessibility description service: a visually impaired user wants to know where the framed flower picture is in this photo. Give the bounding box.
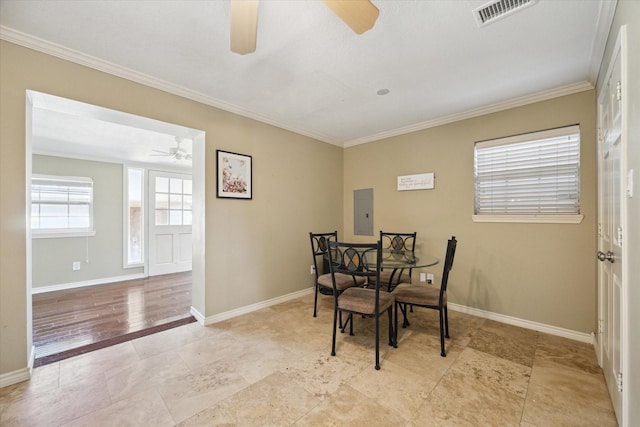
[216,150,252,199]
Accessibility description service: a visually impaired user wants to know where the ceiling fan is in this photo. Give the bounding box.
[151,136,192,161]
[230,0,380,55]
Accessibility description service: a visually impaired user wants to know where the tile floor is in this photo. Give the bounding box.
[0,293,617,426]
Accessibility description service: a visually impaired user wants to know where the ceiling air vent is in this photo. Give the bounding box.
[473,0,537,27]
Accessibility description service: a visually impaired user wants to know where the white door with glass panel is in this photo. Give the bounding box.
[148,171,193,276]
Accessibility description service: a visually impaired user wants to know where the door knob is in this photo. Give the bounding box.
[597,251,615,263]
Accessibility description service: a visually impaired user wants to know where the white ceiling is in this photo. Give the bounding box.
[28,91,198,171]
[0,0,616,162]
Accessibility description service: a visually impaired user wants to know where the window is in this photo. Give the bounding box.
[154,176,192,226]
[125,167,144,267]
[31,175,95,236]
[473,125,583,223]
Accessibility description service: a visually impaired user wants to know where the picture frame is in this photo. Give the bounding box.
[216,150,252,199]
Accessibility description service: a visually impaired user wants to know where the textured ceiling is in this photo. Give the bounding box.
[0,0,616,162]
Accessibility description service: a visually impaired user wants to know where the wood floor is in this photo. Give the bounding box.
[32,272,195,366]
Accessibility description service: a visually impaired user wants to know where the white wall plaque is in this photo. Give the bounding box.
[397,173,434,191]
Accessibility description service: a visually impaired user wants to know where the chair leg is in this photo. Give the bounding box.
[387,306,394,347]
[393,302,399,348]
[444,305,450,339]
[374,312,380,370]
[349,313,354,336]
[331,307,338,356]
[439,308,446,357]
[340,312,348,333]
[313,284,319,317]
[337,291,345,330]
[401,303,411,328]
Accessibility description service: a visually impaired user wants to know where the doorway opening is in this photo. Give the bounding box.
[26,90,206,365]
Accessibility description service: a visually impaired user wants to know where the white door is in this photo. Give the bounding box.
[148,171,193,276]
[596,29,625,425]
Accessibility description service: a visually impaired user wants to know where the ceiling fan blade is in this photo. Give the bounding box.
[322,0,379,35]
[230,0,259,55]
[151,149,170,156]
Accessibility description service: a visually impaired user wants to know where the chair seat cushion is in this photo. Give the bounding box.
[393,283,446,307]
[317,273,366,290]
[338,287,395,315]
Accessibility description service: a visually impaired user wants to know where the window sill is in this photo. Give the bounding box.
[32,230,96,239]
[472,214,584,224]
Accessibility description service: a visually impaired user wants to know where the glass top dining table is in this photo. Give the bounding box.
[325,246,439,290]
[325,246,439,273]
[351,248,439,272]
[375,249,439,269]
[360,248,439,289]
[362,249,440,269]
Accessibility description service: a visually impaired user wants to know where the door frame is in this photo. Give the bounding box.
[25,91,208,366]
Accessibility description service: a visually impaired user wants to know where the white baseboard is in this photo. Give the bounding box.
[29,345,36,371]
[0,345,36,388]
[202,287,314,326]
[31,273,147,294]
[0,366,31,388]
[448,302,593,343]
[190,306,205,325]
[192,290,591,344]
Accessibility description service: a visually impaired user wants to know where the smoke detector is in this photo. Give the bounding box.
[473,0,537,27]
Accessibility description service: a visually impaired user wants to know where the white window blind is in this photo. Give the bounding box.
[474,125,580,216]
[31,175,94,235]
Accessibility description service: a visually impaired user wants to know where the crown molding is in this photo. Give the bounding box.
[1,25,595,149]
[0,26,341,146]
[342,81,594,148]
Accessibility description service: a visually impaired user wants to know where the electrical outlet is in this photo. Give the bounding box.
[419,272,426,283]
[427,273,434,284]
[310,265,316,275]
[72,261,81,271]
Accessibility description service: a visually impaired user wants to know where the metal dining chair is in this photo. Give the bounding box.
[309,231,365,318]
[378,231,417,291]
[393,236,457,357]
[327,240,395,370]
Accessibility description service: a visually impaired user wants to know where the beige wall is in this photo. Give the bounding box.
[343,90,597,333]
[598,1,640,423]
[0,41,344,376]
[31,155,144,288]
[2,29,627,395]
